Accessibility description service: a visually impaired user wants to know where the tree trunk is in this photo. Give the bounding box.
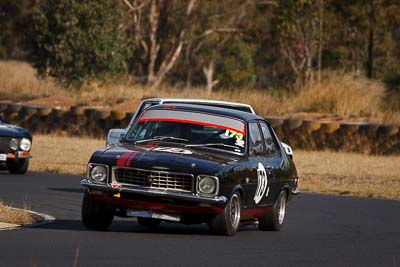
[317,0,324,84]
[147,0,161,85]
[367,0,375,79]
[202,61,217,95]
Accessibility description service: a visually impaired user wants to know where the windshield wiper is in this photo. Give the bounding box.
[185,143,239,150]
[135,136,189,144]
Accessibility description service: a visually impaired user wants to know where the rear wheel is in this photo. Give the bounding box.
[210,192,241,236]
[259,190,287,231]
[82,190,114,231]
[8,159,29,174]
[137,217,161,228]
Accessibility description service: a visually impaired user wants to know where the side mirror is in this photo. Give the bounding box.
[106,128,128,146]
[119,133,125,143]
[281,142,294,159]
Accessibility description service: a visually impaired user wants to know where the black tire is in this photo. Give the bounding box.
[8,159,29,174]
[210,191,241,236]
[137,217,161,228]
[259,190,287,231]
[82,190,114,231]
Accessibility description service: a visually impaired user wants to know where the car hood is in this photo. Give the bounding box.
[0,122,31,138]
[91,143,241,175]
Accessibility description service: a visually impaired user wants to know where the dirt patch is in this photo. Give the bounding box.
[25,94,76,109]
[112,99,142,112]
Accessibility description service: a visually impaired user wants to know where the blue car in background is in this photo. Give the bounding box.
[0,117,32,174]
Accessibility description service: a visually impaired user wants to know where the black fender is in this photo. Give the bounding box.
[279,183,292,202]
[228,184,244,203]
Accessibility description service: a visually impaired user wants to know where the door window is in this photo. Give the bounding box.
[260,121,278,156]
[249,123,264,155]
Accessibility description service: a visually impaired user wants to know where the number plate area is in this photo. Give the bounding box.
[0,154,6,161]
[127,209,181,222]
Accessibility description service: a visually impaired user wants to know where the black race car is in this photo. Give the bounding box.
[0,118,32,174]
[81,104,300,235]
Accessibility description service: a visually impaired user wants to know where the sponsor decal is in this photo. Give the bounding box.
[254,162,270,204]
[152,147,193,155]
[224,129,245,148]
[224,129,244,140]
[235,139,245,147]
[113,193,121,198]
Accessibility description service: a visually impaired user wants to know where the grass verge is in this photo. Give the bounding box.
[0,201,35,225]
[295,151,400,199]
[29,135,400,200]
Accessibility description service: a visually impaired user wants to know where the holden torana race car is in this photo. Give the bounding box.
[81,104,300,235]
[0,117,32,174]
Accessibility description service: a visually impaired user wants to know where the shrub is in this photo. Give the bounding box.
[290,72,386,118]
[26,0,130,84]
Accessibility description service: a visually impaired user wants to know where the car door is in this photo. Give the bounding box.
[244,121,267,208]
[258,120,286,204]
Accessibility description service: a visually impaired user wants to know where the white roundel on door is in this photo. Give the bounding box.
[254,162,270,204]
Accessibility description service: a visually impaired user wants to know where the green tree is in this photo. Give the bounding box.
[0,0,42,59]
[26,0,130,83]
[215,37,256,88]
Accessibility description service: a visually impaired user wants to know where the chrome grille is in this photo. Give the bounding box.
[114,167,194,193]
[0,137,12,153]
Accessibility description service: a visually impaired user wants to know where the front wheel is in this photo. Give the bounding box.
[8,158,29,174]
[82,190,114,231]
[259,190,287,231]
[210,192,241,236]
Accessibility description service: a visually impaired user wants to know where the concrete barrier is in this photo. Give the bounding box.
[0,102,399,155]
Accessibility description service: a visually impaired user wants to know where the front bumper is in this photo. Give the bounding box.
[0,151,31,167]
[81,179,228,205]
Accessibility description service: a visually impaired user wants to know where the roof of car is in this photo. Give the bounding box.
[143,98,255,114]
[146,103,264,122]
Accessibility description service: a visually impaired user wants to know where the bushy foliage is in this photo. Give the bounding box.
[215,37,256,88]
[26,0,129,83]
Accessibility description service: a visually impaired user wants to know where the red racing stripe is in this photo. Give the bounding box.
[125,151,140,167]
[116,153,131,167]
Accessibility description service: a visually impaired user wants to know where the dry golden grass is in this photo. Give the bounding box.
[76,80,284,116]
[295,150,400,199]
[30,135,104,175]
[29,135,400,200]
[0,60,60,101]
[1,60,399,124]
[289,72,385,118]
[0,201,35,225]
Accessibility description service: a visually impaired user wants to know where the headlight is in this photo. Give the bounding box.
[20,138,31,151]
[9,138,19,151]
[89,165,108,182]
[197,175,219,196]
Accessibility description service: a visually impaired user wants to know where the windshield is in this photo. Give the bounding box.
[125,109,246,154]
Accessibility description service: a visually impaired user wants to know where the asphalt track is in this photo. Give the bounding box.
[0,172,399,267]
